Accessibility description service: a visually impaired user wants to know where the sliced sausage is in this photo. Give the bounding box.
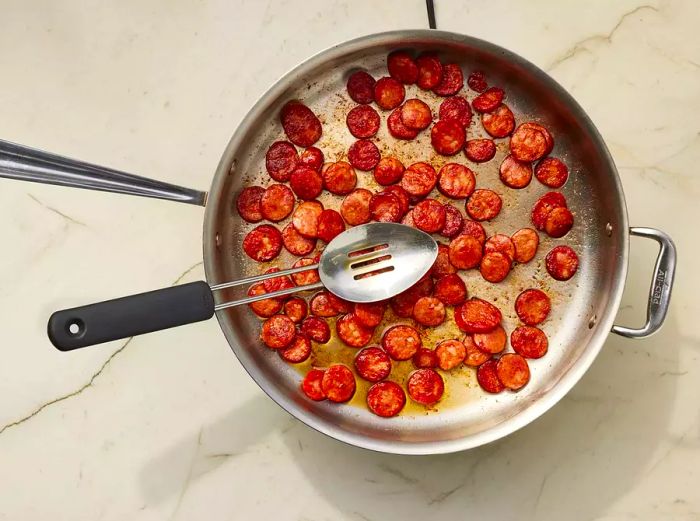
[476,359,504,394]
[484,234,515,261]
[367,381,406,417]
[300,316,330,343]
[545,245,579,281]
[432,63,463,96]
[436,339,467,370]
[467,70,488,92]
[260,184,294,222]
[481,104,515,138]
[499,155,533,189]
[511,228,539,263]
[433,273,467,306]
[472,87,505,113]
[465,139,496,163]
[532,191,567,230]
[336,313,374,348]
[353,301,386,328]
[473,324,507,354]
[290,166,323,200]
[263,267,295,293]
[496,354,530,390]
[292,200,324,238]
[346,105,381,139]
[247,282,283,318]
[283,297,308,323]
[280,101,322,147]
[510,123,549,162]
[265,141,299,182]
[311,291,341,317]
[438,95,472,127]
[511,326,548,359]
[521,122,554,155]
[326,293,351,314]
[382,185,410,216]
[291,257,320,286]
[544,206,574,238]
[401,209,415,227]
[279,333,312,363]
[346,70,375,104]
[407,369,444,405]
[354,346,392,382]
[515,289,551,326]
[463,335,489,367]
[387,106,419,140]
[438,163,476,199]
[431,120,466,156]
[535,157,569,188]
[412,347,438,369]
[479,252,511,283]
[261,315,296,349]
[401,162,437,198]
[431,243,458,278]
[466,189,502,221]
[390,276,434,317]
[301,369,326,401]
[300,146,324,171]
[448,234,483,269]
[413,296,446,326]
[373,156,405,185]
[440,204,464,238]
[317,209,345,243]
[282,223,316,256]
[374,77,405,110]
[400,98,432,130]
[340,188,372,225]
[416,53,443,90]
[413,199,446,233]
[369,192,402,222]
[456,298,502,333]
[348,139,381,171]
[243,225,283,262]
[321,364,356,402]
[461,220,487,244]
[323,161,357,195]
[236,186,265,223]
[382,325,422,360]
[387,50,418,84]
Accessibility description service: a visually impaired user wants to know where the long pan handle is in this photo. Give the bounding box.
[0,138,207,206]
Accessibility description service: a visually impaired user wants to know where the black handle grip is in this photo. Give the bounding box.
[48,281,215,351]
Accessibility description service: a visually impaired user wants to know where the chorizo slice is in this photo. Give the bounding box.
[544,206,574,238]
[387,106,419,140]
[472,87,505,113]
[310,291,340,317]
[382,324,422,360]
[511,326,548,359]
[521,122,554,155]
[401,209,415,227]
[374,77,405,110]
[456,298,502,333]
[347,104,381,138]
[440,204,464,238]
[243,224,283,262]
[413,199,446,233]
[413,296,446,327]
[473,324,507,354]
[531,191,567,230]
[467,70,488,92]
[436,339,467,370]
[479,252,511,283]
[340,188,372,225]
[545,245,579,281]
[282,223,316,256]
[448,234,483,269]
[301,369,326,401]
[260,184,295,222]
[317,209,345,243]
[367,381,406,417]
[337,313,374,348]
[382,185,410,216]
[401,98,432,130]
[438,163,476,199]
[510,123,549,162]
[401,162,437,198]
[323,161,357,195]
[476,359,504,394]
[431,120,466,156]
[327,293,351,314]
[499,155,533,189]
[321,364,356,402]
[416,53,443,90]
[247,282,283,318]
[484,234,515,261]
[432,63,463,96]
[354,346,392,382]
[369,192,402,222]
[346,70,375,104]
[390,275,434,317]
[279,333,312,363]
[283,297,308,323]
[280,101,322,147]
[515,289,551,326]
[438,95,472,127]
[348,139,381,171]
[300,146,324,171]
[481,104,515,138]
[511,228,539,263]
[496,354,530,390]
[261,315,296,349]
[466,189,502,221]
[535,157,569,188]
[433,273,467,306]
[353,301,386,328]
[290,166,323,200]
[407,369,444,405]
[291,257,320,286]
[465,138,496,163]
[265,141,299,182]
[236,186,265,223]
[412,347,438,369]
[373,156,405,185]
[292,200,323,238]
[388,50,418,84]
[263,267,295,293]
[461,220,487,245]
[300,316,330,343]
[431,243,457,278]
[463,335,489,367]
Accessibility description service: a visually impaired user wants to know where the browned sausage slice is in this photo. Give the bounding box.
[416,53,443,90]
[236,186,265,223]
[477,359,504,393]
[511,326,548,359]
[407,369,444,404]
[336,313,374,348]
[401,162,437,198]
[431,120,466,156]
[347,70,375,104]
[382,325,422,360]
[292,201,324,238]
[515,289,551,325]
[545,245,579,280]
[300,316,330,343]
[280,101,322,147]
[466,189,502,221]
[481,104,515,138]
[321,364,356,402]
[438,95,472,127]
[448,234,483,269]
[373,157,405,185]
[496,354,530,390]
[473,324,507,354]
[456,299,502,333]
[511,228,539,263]
[387,51,418,84]
[413,296,446,327]
[366,381,406,417]
[438,163,476,199]
[243,225,283,262]
[535,157,569,188]
[301,369,326,401]
[290,166,323,200]
[479,252,511,283]
[432,63,463,96]
[412,347,438,369]
[261,315,296,349]
[282,223,316,256]
[374,77,405,110]
[340,188,372,225]
[433,273,467,306]
[354,346,392,382]
[265,141,299,182]
[436,339,467,370]
[260,184,295,222]
[346,105,381,138]
[499,155,533,189]
[464,139,496,163]
[279,333,312,363]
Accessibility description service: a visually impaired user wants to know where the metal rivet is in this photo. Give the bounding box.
[215,232,221,248]
[588,315,597,329]
[605,223,613,237]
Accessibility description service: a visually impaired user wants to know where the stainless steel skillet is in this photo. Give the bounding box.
[0,30,676,454]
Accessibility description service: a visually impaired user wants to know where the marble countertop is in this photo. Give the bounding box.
[0,1,698,519]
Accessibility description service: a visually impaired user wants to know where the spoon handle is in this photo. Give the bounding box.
[209,263,319,292]
[214,281,324,311]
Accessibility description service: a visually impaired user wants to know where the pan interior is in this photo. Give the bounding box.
[204,31,627,454]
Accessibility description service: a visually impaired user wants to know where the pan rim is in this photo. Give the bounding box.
[203,29,629,455]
